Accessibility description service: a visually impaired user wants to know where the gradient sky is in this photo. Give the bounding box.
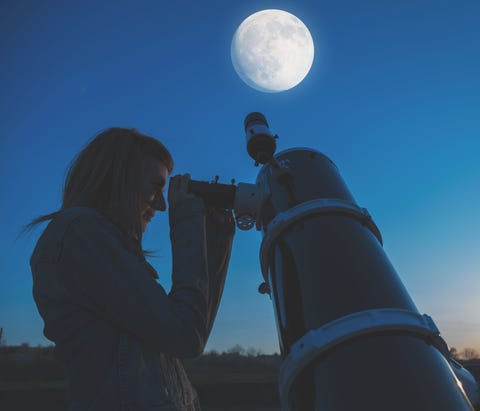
[1,0,479,354]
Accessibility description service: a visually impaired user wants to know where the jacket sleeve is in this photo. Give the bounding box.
[203,209,235,337]
[59,200,209,358]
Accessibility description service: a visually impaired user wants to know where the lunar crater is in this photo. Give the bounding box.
[231,9,314,92]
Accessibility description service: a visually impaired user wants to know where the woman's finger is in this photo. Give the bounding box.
[179,173,190,194]
[168,174,194,206]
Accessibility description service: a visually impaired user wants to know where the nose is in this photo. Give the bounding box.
[151,192,166,211]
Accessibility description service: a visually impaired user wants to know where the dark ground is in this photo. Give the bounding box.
[1,346,479,411]
[0,347,281,410]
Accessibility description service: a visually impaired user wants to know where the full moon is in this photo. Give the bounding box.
[231,9,314,93]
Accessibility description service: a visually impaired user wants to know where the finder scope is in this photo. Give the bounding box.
[244,112,277,165]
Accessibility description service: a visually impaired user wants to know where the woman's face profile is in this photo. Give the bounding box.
[141,157,169,232]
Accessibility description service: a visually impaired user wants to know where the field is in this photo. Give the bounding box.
[0,347,281,410]
[2,346,480,410]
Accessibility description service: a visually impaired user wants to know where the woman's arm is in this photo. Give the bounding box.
[168,173,235,340]
[57,201,209,359]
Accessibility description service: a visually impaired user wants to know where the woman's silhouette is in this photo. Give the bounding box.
[27,128,235,410]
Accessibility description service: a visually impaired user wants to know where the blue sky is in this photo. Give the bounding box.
[1,0,479,354]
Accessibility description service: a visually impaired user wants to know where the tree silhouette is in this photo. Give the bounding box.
[460,347,479,360]
[226,344,246,355]
[246,347,258,357]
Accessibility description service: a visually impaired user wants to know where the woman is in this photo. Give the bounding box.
[28,128,235,410]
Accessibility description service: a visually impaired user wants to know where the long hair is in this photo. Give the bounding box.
[23,128,173,246]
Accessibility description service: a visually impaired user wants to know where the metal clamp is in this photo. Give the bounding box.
[259,198,382,280]
[278,308,440,410]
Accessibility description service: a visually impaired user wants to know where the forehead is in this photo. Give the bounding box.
[142,156,169,180]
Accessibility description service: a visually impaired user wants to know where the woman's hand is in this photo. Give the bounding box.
[168,174,195,208]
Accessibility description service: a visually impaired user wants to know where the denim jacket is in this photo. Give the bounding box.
[30,198,234,410]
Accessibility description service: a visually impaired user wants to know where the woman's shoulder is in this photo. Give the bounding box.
[52,206,125,242]
[30,207,113,267]
[47,206,110,239]
[56,206,102,224]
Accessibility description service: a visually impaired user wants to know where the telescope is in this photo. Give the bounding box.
[188,113,480,411]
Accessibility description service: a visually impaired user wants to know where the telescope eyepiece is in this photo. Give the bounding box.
[244,112,269,131]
